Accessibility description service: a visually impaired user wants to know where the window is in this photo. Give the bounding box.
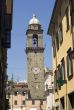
[60,97,65,109]
[70,0,74,11]
[54,70,58,91]
[67,48,73,78]
[52,38,56,57]
[22,100,25,105]
[14,91,18,96]
[66,7,69,31]
[40,100,43,105]
[57,65,63,87]
[56,106,59,110]
[14,100,17,105]
[70,0,74,28]
[58,65,63,81]
[1,32,11,48]
[32,100,35,105]
[70,0,73,28]
[56,32,59,50]
[68,92,74,109]
[61,58,65,80]
[22,91,26,96]
[55,22,63,51]
[58,23,63,45]
[32,34,38,48]
[59,9,61,17]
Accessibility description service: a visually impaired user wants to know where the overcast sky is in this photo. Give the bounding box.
[7,0,55,81]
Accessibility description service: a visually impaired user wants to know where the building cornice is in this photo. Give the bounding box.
[26,29,43,35]
[25,47,44,54]
[47,0,69,36]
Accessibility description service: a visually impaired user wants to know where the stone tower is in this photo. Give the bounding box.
[26,14,45,99]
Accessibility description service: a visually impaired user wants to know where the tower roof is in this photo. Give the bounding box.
[29,14,40,25]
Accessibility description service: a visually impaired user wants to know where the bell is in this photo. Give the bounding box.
[33,40,36,45]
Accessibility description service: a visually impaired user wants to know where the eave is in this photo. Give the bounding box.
[47,0,68,36]
[47,0,58,36]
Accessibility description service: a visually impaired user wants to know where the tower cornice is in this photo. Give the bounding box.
[25,47,44,54]
[26,29,43,35]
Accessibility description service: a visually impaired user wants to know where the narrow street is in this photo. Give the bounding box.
[0,0,74,110]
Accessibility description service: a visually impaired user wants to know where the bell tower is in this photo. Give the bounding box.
[26,14,45,99]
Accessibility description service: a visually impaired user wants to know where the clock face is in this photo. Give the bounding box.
[32,67,40,74]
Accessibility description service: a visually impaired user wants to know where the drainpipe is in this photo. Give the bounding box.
[71,1,74,77]
[71,0,74,49]
[72,12,74,49]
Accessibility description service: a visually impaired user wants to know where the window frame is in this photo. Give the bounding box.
[58,65,63,81]
[22,100,25,105]
[54,70,58,91]
[32,34,38,48]
[32,100,35,105]
[67,48,73,78]
[22,91,26,96]
[66,6,70,32]
[61,58,65,80]
[14,100,17,105]
[56,32,59,51]
[58,22,63,45]
[14,91,18,96]
[60,97,65,109]
[52,38,56,57]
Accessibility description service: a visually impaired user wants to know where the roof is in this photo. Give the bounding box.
[7,81,29,92]
[44,67,52,75]
[47,0,64,36]
[13,81,28,88]
[29,14,40,25]
[47,0,58,35]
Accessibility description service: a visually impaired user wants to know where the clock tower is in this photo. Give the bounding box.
[26,14,45,99]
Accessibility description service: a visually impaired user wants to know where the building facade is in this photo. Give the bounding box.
[25,99,46,110]
[7,81,29,110]
[25,14,46,110]
[0,0,13,109]
[44,68,54,110]
[47,0,74,110]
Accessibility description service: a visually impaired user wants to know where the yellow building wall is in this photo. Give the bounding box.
[52,5,74,110]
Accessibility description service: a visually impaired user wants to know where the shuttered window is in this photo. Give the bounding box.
[54,70,57,91]
[56,32,59,51]
[14,100,17,105]
[61,58,65,80]
[60,97,65,109]
[53,38,56,57]
[58,65,63,80]
[22,100,25,105]
[58,23,63,45]
[67,49,73,78]
[66,7,69,31]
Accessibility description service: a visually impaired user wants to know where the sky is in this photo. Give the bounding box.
[7,0,55,81]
